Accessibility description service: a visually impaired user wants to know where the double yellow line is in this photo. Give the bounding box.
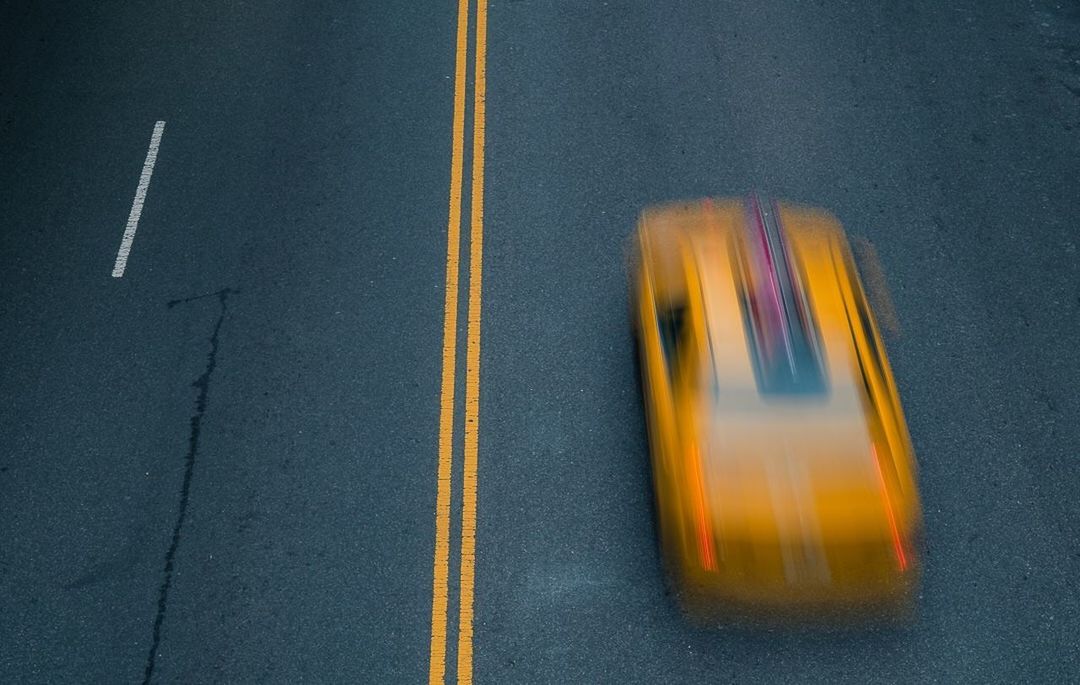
[429,0,487,682]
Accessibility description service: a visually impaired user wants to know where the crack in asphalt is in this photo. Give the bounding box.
[143,288,234,685]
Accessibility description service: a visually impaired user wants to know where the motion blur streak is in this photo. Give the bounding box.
[852,236,902,337]
[457,0,488,680]
[872,443,908,571]
[428,0,470,680]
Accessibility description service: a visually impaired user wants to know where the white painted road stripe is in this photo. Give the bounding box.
[112,120,166,278]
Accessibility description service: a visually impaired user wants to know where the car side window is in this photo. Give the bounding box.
[656,302,688,379]
[855,290,885,375]
[841,246,886,378]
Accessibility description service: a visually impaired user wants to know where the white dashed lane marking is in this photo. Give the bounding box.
[112,120,166,278]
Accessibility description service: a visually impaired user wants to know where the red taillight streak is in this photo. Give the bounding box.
[871,443,908,571]
[689,445,717,571]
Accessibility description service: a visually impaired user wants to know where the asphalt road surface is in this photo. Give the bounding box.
[2,1,1079,683]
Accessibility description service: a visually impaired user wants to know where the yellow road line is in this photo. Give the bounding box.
[456,0,488,681]
[428,0,471,680]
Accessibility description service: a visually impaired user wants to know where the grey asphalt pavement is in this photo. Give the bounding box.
[2,1,1078,683]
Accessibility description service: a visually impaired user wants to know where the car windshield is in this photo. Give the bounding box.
[738,199,828,397]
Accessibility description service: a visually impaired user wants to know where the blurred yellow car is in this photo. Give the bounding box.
[631,198,923,620]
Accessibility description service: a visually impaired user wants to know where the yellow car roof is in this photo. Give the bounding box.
[674,200,886,529]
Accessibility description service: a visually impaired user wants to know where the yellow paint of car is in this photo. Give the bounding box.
[632,198,923,621]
